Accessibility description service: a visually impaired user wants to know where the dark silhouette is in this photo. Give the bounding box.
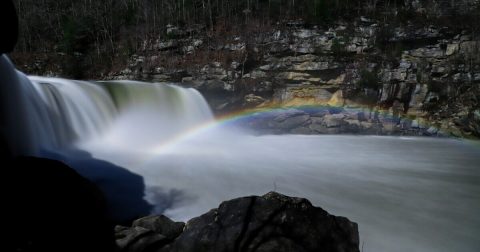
[1,3,153,251]
[0,0,18,54]
[44,148,153,222]
[4,157,116,252]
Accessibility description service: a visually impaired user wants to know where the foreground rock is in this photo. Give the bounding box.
[116,192,359,252]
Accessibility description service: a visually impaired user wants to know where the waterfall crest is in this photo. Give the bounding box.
[0,55,214,156]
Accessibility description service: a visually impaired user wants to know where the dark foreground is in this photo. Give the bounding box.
[4,156,359,252]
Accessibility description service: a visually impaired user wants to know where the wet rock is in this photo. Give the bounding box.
[273,109,307,122]
[243,94,266,107]
[341,120,362,133]
[360,121,374,130]
[132,215,185,240]
[277,114,311,129]
[323,114,345,128]
[357,112,368,121]
[309,123,330,133]
[115,215,185,252]
[164,192,359,252]
[427,126,439,135]
[116,226,168,252]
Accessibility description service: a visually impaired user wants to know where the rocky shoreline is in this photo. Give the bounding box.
[233,106,449,137]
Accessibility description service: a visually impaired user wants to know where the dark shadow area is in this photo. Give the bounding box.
[3,156,117,252]
[1,1,177,250]
[147,186,192,215]
[42,148,153,222]
[1,0,154,221]
[0,0,18,54]
[1,53,153,224]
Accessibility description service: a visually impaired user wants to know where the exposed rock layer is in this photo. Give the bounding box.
[109,17,479,137]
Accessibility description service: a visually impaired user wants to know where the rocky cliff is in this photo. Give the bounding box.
[107,3,479,138]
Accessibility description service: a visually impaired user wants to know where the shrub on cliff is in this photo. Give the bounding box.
[357,69,381,90]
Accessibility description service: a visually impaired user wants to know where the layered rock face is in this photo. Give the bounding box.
[109,3,479,138]
[115,192,359,252]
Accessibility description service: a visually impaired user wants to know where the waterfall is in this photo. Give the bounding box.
[0,55,214,156]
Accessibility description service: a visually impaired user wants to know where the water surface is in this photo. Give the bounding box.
[82,132,480,252]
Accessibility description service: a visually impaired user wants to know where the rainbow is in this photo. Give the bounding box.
[148,103,457,156]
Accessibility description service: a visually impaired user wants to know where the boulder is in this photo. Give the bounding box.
[116,226,168,252]
[163,192,359,252]
[243,94,266,108]
[309,123,330,134]
[115,215,185,252]
[277,115,311,129]
[273,109,307,122]
[323,114,345,128]
[132,215,185,240]
[427,126,439,135]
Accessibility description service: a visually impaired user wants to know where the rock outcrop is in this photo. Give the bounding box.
[108,12,479,138]
[115,192,359,252]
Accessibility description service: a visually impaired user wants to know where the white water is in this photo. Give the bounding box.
[0,55,213,154]
[1,55,480,252]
